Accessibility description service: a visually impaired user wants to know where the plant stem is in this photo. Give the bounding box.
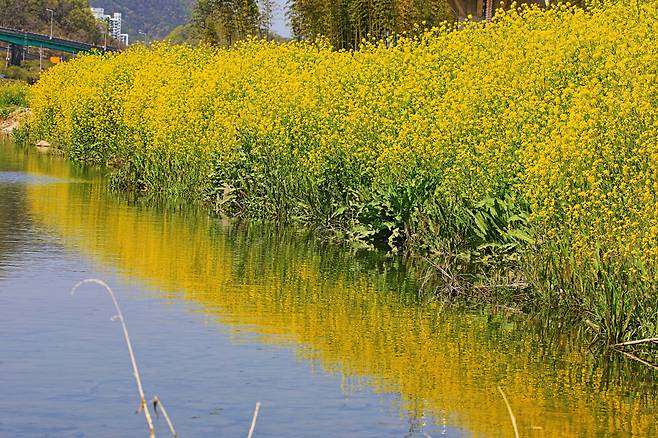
[152,396,177,437]
[612,337,658,348]
[71,279,155,437]
[497,386,519,438]
[248,401,261,438]
[613,349,658,372]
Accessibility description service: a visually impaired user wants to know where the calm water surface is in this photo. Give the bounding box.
[0,141,656,437]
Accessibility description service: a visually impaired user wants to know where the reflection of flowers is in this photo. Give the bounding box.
[29,1,658,344]
[26,148,658,437]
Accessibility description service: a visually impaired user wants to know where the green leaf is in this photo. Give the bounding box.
[473,212,488,238]
[334,206,347,217]
[507,228,535,243]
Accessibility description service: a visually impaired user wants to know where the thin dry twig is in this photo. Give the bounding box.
[614,349,658,372]
[497,386,520,438]
[247,401,261,438]
[71,279,155,438]
[612,337,658,348]
[152,396,178,437]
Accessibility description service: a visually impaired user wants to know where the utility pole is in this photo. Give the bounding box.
[46,8,54,39]
[138,31,148,45]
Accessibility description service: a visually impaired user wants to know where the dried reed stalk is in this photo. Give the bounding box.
[614,349,658,372]
[71,279,155,437]
[247,402,261,438]
[497,386,520,438]
[612,337,658,348]
[152,396,177,437]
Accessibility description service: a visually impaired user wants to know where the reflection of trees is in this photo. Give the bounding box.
[0,140,79,277]
[0,182,28,273]
[0,145,34,275]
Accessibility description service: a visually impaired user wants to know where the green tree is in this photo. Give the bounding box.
[192,0,261,46]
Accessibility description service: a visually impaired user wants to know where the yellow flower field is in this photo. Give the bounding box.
[28,0,658,341]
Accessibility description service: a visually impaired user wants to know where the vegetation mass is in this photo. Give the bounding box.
[27,0,658,343]
[89,0,196,40]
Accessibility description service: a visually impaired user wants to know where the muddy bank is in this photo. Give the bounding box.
[0,108,30,136]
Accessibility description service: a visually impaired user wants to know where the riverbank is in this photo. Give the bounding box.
[25,2,658,344]
[0,108,30,136]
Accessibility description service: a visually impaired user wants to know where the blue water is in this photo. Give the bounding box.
[0,143,457,437]
[1,141,656,437]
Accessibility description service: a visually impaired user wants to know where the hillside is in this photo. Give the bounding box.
[0,0,101,43]
[89,0,195,40]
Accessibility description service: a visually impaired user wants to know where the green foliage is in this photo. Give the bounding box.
[527,240,658,344]
[0,58,53,84]
[165,23,200,45]
[0,0,102,43]
[0,80,28,118]
[0,66,39,84]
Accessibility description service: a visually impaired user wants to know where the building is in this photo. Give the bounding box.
[91,8,129,46]
[117,34,129,46]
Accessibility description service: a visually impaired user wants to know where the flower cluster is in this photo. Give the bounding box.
[29,0,658,334]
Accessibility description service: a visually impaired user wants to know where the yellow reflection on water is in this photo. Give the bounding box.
[17,147,658,437]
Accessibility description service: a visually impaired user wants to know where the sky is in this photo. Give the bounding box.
[270,0,292,38]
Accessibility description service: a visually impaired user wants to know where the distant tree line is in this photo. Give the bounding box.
[192,0,274,46]
[192,0,455,49]
[287,0,455,49]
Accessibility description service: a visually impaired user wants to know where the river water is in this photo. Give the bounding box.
[0,141,656,437]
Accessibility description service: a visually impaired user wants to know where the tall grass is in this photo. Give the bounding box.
[27,0,658,342]
[0,80,28,119]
